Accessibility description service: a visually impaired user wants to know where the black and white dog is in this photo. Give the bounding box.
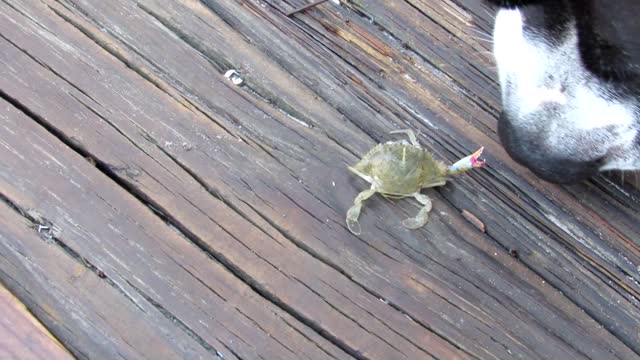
[487,0,640,183]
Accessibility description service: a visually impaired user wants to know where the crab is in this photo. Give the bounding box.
[346,129,486,235]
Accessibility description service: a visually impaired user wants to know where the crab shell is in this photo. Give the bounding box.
[349,142,450,196]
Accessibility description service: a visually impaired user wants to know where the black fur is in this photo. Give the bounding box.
[487,0,640,183]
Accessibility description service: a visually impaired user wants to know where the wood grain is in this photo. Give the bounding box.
[0,282,73,360]
[0,0,638,359]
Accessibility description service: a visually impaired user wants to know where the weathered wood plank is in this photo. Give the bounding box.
[0,0,638,359]
[0,192,216,359]
[0,16,454,360]
[0,96,355,360]
[0,282,73,360]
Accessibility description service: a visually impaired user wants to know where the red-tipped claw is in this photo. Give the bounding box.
[469,147,486,168]
[448,146,487,175]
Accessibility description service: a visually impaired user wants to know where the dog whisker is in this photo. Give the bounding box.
[468,35,494,45]
[468,34,493,43]
[482,7,497,21]
[469,27,492,37]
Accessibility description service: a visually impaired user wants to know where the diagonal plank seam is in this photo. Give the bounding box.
[45,2,245,143]
[0,192,156,355]
[0,269,91,359]
[0,83,372,357]
[324,1,500,118]
[48,0,640,354]
[234,307,299,357]
[51,0,364,168]
[142,132,389,360]
[233,197,477,359]
[434,187,640,356]
[0,167,235,360]
[123,280,225,359]
[294,5,640,350]
[269,10,494,152]
[290,274,412,359]
[0,88,239,359]
[318,277,437,359]
[134,2,370,160]
[471,168,640,301]
[279,315,342,360]
[7,0,636,356]
[143,120,474,357]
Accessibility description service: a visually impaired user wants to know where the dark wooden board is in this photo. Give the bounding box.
[0,189,217,360]
[0,98,354,360]
[0,0,638,359]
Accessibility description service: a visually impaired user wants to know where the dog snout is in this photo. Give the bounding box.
[498,112,603,184]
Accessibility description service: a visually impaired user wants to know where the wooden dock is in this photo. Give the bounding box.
[0,0,639,359]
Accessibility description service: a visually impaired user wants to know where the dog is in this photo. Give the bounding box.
[486,0,640,183]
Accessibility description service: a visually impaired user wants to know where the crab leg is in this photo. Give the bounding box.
[402,192,433,229]
[346,186,377,235]
[389,129,420,147]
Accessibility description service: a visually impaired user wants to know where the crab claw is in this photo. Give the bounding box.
[468,147,486,168]
[447,147,486,175]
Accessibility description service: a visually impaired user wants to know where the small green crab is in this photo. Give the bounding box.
[346,129,486,235]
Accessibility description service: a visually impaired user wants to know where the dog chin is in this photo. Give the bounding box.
[492,7,640,182]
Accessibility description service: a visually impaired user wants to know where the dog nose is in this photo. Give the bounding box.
[498,112,602,184]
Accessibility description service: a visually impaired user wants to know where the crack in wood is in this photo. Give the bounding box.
[291,275,411,358]
[142,138,370,359]
[0,86,336,360]
[124,280,225,359]
[46,0,250,147]
[318,278,438,359]
[1,0,639,358]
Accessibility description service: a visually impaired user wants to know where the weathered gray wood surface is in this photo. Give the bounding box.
[0,0,638,359]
